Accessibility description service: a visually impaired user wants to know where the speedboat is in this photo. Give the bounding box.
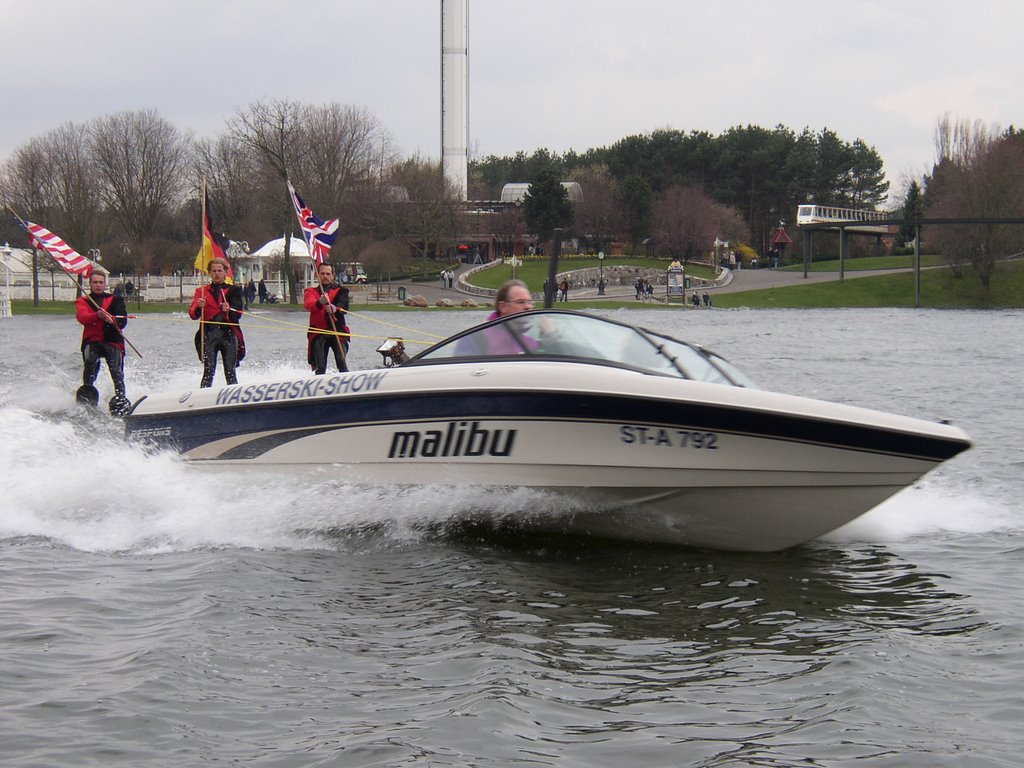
[124,310,971,551]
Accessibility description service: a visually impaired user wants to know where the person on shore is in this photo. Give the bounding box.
[189,258,244,388]
[304,262,350,375]
[76,271,129,414]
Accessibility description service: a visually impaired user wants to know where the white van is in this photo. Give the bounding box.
[339,262,367,284]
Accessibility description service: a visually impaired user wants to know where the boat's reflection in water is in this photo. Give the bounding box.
[313,515,985,676]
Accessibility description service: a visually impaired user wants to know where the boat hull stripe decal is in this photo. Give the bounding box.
[126,390,968,461]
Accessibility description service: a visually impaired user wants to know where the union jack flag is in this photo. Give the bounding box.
[288,181,339,265]
[13,216,95,277]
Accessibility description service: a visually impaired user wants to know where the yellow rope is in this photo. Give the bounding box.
[345,309,447,340]
[142,309,442,347]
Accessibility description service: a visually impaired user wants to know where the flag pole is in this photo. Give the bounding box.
[323,280,347,369]
[318,254,347,369]
[309,247,347,370]
[8,205,142,357]
[198,177,207,364]
[288,180,346,369]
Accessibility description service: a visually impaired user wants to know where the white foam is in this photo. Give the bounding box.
[2,400,1017,554]
[0,404,581,553]
[823,483,1019,545]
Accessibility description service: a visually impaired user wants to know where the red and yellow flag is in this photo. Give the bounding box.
[194,187,233,282]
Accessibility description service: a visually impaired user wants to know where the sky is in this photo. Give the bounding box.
[3,0,1023,203]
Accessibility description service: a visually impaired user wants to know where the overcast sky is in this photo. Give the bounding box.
[4,1,1022,202]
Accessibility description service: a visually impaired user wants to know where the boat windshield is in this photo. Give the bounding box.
[408,310,755,386]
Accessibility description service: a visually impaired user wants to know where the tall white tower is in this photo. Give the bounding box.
[441,0,468,200]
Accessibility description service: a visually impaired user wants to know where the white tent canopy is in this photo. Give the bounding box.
[231,235,316,300]
[251,235,310,259]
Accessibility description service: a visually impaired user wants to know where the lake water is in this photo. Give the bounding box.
[1,306,1020,767]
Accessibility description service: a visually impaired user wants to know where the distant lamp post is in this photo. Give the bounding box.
[0,242,12,318]
[597,251,606,295]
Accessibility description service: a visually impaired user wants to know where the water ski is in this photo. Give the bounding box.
[75,384,100,407]
[108,394,132,417]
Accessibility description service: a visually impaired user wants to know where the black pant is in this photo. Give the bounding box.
[200,326,238,388]
[311,334,348,375]
[82,343,125,396]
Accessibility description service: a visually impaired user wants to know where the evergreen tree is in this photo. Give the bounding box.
[900,180,923,247]
[523,164,571,241]
[847,139,889,207]
[618,173,653,254]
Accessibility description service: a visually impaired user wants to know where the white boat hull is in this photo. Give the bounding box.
[126,360,969,551]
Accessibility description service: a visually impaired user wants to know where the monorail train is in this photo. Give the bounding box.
[796,204,890,225]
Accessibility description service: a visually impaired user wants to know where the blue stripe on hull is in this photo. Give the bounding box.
[125,390,969,462]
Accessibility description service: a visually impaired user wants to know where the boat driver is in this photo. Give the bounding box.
[490,279,534,320]
[455,279,561,357]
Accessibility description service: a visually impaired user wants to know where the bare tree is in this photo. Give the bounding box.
[1,136,61,225]
[298,103,395,212]
[91,109,190,243]
[45,122,106,250]
[1,125,107,290]
[386,156,460,259]
[928,125,1024,299]
[359,238,407,287]
[933,113,995,168]
[191,133,261,237]
[491,206,526,258]
[228,100,308,302]
[572,165,620,254]
[652,185,747,263]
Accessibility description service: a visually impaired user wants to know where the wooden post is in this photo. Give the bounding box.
[544,228,562,308]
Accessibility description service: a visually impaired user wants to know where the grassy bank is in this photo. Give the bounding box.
[469,258,718,291]
[780,254,945,272]
[714,260,1024,309]
[8,259,1022,315]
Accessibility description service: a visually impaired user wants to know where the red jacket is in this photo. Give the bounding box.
[304,284,350,361]
[304,284,349,331]
[189,283,242,323]
[190,283,245,360]
[76,293,126,353]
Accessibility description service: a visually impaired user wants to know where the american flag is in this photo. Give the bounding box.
[288,181,339,265]
[14,217,95,277]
